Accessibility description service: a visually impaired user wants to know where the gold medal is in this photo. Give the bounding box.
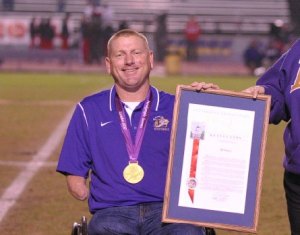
[123,162,144,184]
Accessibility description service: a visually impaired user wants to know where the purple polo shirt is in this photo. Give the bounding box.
[56,85,174,213]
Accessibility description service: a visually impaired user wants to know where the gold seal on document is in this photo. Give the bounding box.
[123,162,144,184]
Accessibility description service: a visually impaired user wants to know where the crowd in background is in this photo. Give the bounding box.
[26,1,204,65]
[29,14,70,50]
[28,8,294,70]
[2,0,296,69]
[27,0,117,64]
[243,19,296,75]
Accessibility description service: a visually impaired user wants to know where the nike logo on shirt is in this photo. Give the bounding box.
[100,121,113,127]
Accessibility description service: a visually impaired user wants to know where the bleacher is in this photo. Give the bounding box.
[3,0,290,35]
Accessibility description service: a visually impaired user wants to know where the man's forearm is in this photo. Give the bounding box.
[66,175,88,201]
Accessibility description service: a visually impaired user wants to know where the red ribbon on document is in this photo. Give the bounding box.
[187,123,205,203]
[188,138,200,203]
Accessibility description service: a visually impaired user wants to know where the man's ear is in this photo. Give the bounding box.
[149,51,154,70]
[105,57,111,74]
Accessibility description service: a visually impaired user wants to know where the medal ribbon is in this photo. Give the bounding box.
[188,137,200,203]
[115,91,152,163]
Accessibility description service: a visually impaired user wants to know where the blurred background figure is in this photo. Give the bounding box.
[243,39,264,75]
[263,38,283,68]
[154,12,168,62]
[89,14,103,64]
[102,24,114,57]
[60,13,70,50]
[80,15,92,64]
[184,15,201,62]
[29,17,39,48]
[57,0,66,12]
[39,18,55,50]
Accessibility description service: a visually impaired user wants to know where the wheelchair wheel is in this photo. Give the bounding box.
[71,216,88,235]
[81,216,88,235]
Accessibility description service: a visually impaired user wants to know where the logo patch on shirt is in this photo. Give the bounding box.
[153,116,170,131]
[290,67,300,93]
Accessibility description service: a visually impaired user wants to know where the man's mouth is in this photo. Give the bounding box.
[123,67,138,73]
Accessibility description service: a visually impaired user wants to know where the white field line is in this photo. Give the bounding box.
[0,108,73,223]
[0,160,57,167]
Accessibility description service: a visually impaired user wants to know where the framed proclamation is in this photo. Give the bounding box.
[162,85,271,233]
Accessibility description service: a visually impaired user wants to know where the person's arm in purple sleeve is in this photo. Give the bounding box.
[243,54,289,124]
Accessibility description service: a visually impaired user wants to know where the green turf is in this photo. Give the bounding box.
[0,72,289,234]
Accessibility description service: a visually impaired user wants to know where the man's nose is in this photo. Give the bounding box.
[125,54,134,64]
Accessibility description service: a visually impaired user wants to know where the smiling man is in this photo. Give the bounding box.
[57,29,218,235]
[105,30,153,99]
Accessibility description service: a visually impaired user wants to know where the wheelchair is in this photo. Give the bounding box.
[71,216,88,235]
[71,216,216,235]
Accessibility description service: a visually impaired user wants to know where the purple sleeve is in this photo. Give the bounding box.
[256,54,289,124]
[56,104,91,178]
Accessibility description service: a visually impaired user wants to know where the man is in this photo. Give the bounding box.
[57,29,218,234]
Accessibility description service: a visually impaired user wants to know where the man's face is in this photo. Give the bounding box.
[105,35,154,92]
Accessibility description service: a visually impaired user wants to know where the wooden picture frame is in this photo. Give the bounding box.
[162,85,271,233]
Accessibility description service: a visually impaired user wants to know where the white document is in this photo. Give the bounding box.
[178,103,255,214]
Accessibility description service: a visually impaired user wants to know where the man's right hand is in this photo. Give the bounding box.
[242,85,265,98]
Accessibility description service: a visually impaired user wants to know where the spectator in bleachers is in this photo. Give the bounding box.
[184,15,201,62]
[60,14,70,50]
[89,15,103,64]
[103,24,114,57]
[154,13,168,62]
[80,15,92,64]
[39,18,55,50]
[243,39,264,75]
[29,17,39,48]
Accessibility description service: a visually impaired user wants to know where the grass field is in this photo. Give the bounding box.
[0,72,288,235]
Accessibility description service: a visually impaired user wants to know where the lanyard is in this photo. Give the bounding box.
[115,91,152,163]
